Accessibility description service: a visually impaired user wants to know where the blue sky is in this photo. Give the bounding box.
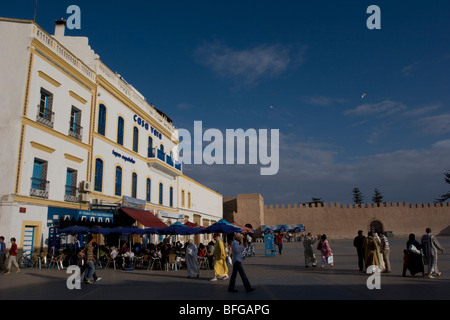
[3,0,450,205]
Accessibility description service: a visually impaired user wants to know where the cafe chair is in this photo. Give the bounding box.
[166,254,178,271]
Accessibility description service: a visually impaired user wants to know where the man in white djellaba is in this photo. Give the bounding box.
[421,228,444,278]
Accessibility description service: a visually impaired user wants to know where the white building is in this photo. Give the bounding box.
[0,17,222,254]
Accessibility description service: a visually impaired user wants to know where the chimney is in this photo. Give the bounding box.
[54,18,66,37]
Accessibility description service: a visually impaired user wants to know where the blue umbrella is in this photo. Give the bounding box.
[201,219,242,234]
[159,222,200,235]
[59,226,90,234]
[89,227,113,235]
[142,227,161,235]
[109,226,146,235]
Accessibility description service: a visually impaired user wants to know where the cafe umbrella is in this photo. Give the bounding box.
[201,219,242,234]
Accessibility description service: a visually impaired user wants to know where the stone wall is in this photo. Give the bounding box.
[225,194,450,239]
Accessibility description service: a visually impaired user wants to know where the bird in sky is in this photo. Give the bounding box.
[362,92,367,99]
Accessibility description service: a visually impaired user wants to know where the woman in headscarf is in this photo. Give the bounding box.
[406,234,424,277]
[318,234,334,268]
[185,239,199,278]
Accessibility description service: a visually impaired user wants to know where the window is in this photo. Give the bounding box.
[117,117,124,146]
[147,136,153,157]
[69,106,82,140]
[131,172,137,198]
[37,88,54,128]
[146,178,151,202]
[98,104,106,136]
[115,166,122,196]
[30,158,48,198]
[65,168,78,202]
[160,144,165,153]
[133,127,139,153]
[159,182,163,205]
[169,186,173,207]
[188,192,191,209]
[181,189,185,207]
[94,158,103,192]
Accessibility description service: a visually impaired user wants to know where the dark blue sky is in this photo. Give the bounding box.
[3,0,450,204]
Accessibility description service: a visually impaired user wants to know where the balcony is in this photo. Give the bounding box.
[30,178,49,199]
[64,185,79,203]
[68,122,83,141]
[36,105,54,128]
[147,148,182,178]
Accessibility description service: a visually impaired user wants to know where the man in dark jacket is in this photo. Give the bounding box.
[353,230,365,272]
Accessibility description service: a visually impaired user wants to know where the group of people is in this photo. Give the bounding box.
[185,232,255,293]
[302,233,335,268]
[403,229,444,278]
[353,228,444,278]
[353,230,391,273]
[0,236,20,275]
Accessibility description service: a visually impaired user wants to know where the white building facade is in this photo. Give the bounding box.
[0,17,222,253]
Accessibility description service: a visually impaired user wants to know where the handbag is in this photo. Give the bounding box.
[327,255,334,265]
[408,244,420,255]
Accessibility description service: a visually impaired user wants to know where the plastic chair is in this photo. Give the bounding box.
[198,257,209,270]
[148,256,162,271]
[166,254,178,271]
[105,256,117,270]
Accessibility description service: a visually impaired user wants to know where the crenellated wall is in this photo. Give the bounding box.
[264,201,450,239]
[225,194,450,239]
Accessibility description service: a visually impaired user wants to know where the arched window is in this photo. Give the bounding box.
[131,172,137,198]
[117,117,124,145]
[115,166,122,196]
[98,104,106,136]
[159,182,163,205]
[94,158,103,192]
[146,178,151,202]
[169,186,173,207]
[133,127,139,153]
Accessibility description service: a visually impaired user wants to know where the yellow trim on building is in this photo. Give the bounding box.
[69,90,88,104]
[30,141,56,154]
[64,153,84,163]
[23,117,91,150]
[37,70,61,87]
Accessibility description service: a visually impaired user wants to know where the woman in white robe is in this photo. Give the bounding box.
[186,240,199,278]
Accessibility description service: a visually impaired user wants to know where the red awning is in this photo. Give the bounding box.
[119,207,167,228]
[184,221,204,229]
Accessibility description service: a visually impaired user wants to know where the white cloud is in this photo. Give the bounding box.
[194,41,303,87]
[417,113,450,134]
[344,99,407,117]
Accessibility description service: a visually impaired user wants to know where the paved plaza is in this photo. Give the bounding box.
[1,237,449,302]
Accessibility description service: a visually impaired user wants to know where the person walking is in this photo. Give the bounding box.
[406,234,424,277]
[185,239,199,278]
[0,236,7,274]
[303,233,317,267]
[421,228,444,278]
[83,235,101,284]
[379,231,391,273]
[318,234,334,268]
[5,238,20,274]
[276,232,283,255]
[210,233,229,281]
[353,230,365,272]
[228,233,255,293]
